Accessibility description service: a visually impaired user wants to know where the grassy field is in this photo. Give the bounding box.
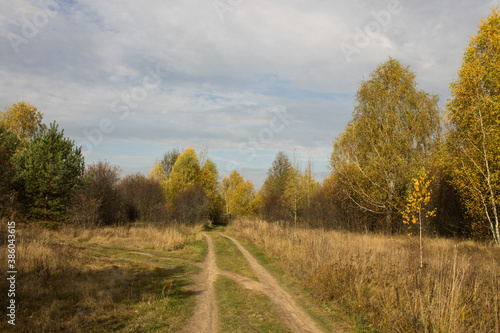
[3,218,499,332]
[227,217,500,333]
[214,275,291,333]
[0,221,206,332]
[212,232,258,281]
[209,230,297,332]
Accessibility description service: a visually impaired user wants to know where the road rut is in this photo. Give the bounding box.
[180,232,323,333]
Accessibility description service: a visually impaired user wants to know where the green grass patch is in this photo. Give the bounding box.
[214,275,291,333]
[211,233,258,281]
[165,238,208,263]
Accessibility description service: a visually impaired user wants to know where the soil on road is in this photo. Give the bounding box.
[180,232,323,333]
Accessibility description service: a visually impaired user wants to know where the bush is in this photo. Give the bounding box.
[208,194,225,225]
[173,184,209,225]
[118,174,167,223]
[304,174,380,232]
[69,162,123,226]
[259,193,290,222]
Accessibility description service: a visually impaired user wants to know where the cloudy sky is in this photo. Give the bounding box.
[0,0,496,188]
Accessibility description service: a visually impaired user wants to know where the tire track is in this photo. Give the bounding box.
[181,232,324,333]
[221,234,323,333]
[180,233,218,333]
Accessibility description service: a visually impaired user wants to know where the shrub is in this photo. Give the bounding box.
[173,184,209,225]
[118,174,166,223]
[69,162,123,226]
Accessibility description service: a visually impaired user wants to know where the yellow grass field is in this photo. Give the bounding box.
[0,221,205,332]
[228,217,500,333]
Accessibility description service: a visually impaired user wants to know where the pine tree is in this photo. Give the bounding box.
[15,122,85,221]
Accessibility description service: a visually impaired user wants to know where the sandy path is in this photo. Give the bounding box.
[180,233,218,333]
[180,232,324,333]
[221,234,323,333]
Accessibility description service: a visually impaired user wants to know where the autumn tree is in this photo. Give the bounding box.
[330,58,441,232]
[15,122,85,221]
[70,162,123,226]
[403,170,436,268]
[259,152,318,223]
[284,161,300,225]
[221,170,256,216]
[167,148,201,198]
[263,151,293,197]
[149,148,181,182]
[149,162,165,182]
[0,101,46,151]
[259,151,293,221]
[118,174,166,223]
[201,159,219,197]
[161,148,181,179]
[0,125,20,218]
[174,184,209,225]
[283,160,318,226]
[301,161,318,207]
[200,158,224,222]
[150,147,222,224]
[446,8,500,244]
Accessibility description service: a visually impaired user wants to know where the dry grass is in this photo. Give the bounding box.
[0,221,205,332]
[60,222,203,252]
[228,218,500,333]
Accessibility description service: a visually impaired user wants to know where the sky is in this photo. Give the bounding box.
[0,0,496,189]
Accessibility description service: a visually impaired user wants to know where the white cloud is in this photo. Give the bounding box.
[0,0,496,187]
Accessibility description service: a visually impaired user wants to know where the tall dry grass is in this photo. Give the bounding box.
[5,221,203,279]
[64,222,203,252]
[0,221,203,332]
[228,218,500,332]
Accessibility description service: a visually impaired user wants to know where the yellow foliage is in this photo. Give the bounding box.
[149,162,165,181]
[221,170,256,216]
[167,147,201,198]
[445,8,500,244]
[0,101,46,150]
[403,170,436,229]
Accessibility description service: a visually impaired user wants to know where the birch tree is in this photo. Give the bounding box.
[446,9,500,244]
[0,101,46,151]
[330,58,441,232]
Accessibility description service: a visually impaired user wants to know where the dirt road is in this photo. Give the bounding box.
[180,233,218,333]
[180,232,323,333]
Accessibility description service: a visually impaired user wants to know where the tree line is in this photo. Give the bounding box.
[1,9,498,245]
[257,9,500,245]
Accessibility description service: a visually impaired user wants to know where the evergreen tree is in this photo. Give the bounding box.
[15,122,85,221]
[259,151,293,221]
